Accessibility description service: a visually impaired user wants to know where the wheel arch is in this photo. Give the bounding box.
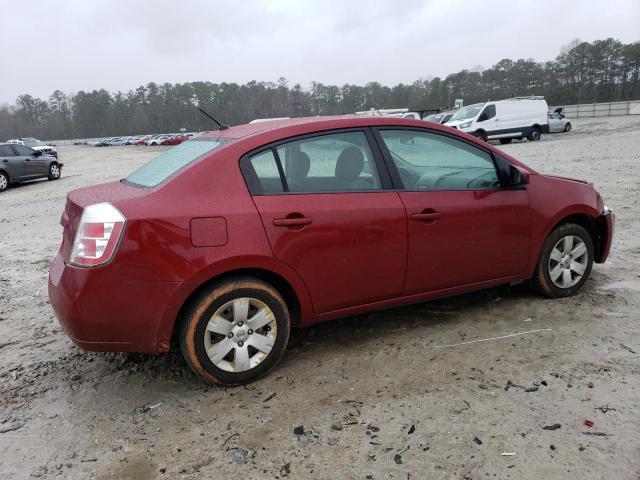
[542,212,602,263]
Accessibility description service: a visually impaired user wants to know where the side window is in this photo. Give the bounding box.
[0,145,16,156]
[13,145,34,156]
[379,130,501,190]
[249,150,284,194]
[480,104,496,121]
[275,131,381,193]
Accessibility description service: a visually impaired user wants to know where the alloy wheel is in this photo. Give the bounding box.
[50,164,60,178]
[0,174,7,190]
[203,297,277,372]
[548,235,589,288]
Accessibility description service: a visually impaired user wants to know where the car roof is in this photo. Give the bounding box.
[199,115,461,141]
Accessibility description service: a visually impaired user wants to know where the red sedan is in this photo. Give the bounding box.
[161,135,189,146]
[49,116,614,385]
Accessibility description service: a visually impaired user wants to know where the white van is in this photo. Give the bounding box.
[445,97,549,144]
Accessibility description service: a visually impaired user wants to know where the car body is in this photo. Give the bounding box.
[146,134,171,146]
[161,135,189,146]
[7,138,58,158]
[49,116,614,384]
[0,143,63,191]
[423,111,455,125]
[548,112,572,133]
[445,97,550,143]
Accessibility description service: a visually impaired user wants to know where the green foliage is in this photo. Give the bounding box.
[0,38,638,140]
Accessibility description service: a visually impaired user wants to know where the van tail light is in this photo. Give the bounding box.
[69,203,126,267]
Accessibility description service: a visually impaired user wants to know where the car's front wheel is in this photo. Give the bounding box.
[179,277,291,385]
[532,223,594,297]
[48,163,61,180]
[564,123,572,132]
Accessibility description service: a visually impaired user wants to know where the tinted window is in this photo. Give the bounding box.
[480,104,496,120]
[275,131,381,193]
[14,145,34,156]
[0,145,15,156]
[249,150,284,194]
[379,130,500,190]
[125,139,226,187]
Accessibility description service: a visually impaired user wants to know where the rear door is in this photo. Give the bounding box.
[0,144,25,179]
[242,129,408,314]
[375,128,531,294]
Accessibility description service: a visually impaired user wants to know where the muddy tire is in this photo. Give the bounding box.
[179,277,291,385]
[532,223,594,298]
[528,127,541,141]
[0,171,8,192]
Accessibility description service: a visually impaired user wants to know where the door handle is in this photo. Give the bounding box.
[411,211,441,223]
[273,217,312,227]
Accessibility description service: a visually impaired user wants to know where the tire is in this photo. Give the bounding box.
[0,171,8,192]
[564,123,572,132]
[527,127,541,141]
[48,163,61,181]
[475,130,488,142]
[179,277,291,385]
[499,138,512,144]
[532,223,594,298]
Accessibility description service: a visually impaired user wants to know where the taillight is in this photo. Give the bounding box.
[69,202,126,267]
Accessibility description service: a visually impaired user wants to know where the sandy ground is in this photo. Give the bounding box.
[0,116,639,480]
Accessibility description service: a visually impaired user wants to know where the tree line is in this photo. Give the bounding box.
[0,38,638,141]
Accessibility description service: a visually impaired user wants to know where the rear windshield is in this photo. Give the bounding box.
[124,139,226,187]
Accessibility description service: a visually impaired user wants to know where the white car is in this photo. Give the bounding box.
[445,97,550,144]
[146,135,171,146]
[548,112,572,133]
[7,138,58,158]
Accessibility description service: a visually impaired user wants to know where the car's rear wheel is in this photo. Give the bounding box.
[179,277,291,385]
[528,127,541,141]
[564,123,572,132]
[499,138,512,144]
[532,223,594,298]
[0,171,9,192]
[48,163,61,180]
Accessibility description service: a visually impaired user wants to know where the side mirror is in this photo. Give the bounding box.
[33,150,42,157]
[509,165,530,186]
[478,113,488,122]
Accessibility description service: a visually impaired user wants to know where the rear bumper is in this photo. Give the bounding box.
[595,207,614,263]
[48,253,183,352]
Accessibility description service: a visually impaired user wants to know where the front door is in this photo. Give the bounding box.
[14,145,47,177]
[376,128,531,294]
[243,130,407,314]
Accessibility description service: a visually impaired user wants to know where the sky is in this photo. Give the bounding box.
[1,0,638,104]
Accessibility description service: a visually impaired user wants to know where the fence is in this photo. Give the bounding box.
[550,100,640,118]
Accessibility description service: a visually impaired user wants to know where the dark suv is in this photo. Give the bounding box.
[0,143,63,192]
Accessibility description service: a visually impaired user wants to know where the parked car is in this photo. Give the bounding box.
[445,97,550,143]
[0,143,63,192]
[548,112,572,132]
[109,137,129,146]
[423,111,455,124]
[147,134,171,146]
[48,116,614,385]
[161,135,189,146]
[7,138,58,158]
[135,136,152,146]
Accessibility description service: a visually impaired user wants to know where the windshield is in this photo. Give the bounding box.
[450,104,484,122]
[125,139,226,187]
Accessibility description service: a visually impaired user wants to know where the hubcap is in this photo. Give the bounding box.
[51,165,60,177]
[548,235,589,289]
[203,297,277,372]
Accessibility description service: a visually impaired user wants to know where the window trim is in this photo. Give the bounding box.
[239,127,393,196]
[371,126,510,192]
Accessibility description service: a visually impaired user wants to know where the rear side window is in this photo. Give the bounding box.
[125,139,226,187]
[276,131,381,193]
[0,145,15,156]
[249,150,284,194]
[379,129,500,190]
